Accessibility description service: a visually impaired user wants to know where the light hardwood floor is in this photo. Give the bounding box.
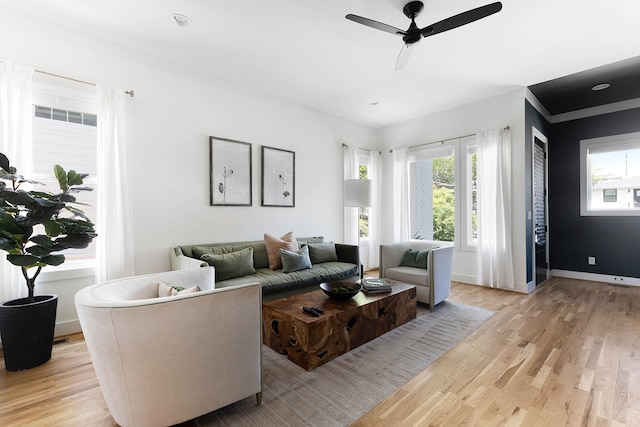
[1,277,638,426]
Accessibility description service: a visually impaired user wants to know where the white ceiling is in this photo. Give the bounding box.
[2,0,640,128]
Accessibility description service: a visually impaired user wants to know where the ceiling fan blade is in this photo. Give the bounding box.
[345,14,406,36]
[395,44,415,71]
[421,2,502,37]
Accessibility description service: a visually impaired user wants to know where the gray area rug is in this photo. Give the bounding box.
[195,300,494,427]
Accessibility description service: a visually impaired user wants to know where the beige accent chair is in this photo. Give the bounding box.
[379,241,454,311]
[75,267,262,427]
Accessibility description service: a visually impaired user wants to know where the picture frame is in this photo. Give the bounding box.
[209,136,252,206]
[261,146,295,207]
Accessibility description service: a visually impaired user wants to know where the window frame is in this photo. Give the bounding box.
[580,132,640,216]
[357,149,371,241]
[407,135,477,252]
[460,137,477,251]
[31,74,98,277]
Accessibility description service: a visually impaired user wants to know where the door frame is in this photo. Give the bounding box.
[531,126,550,285]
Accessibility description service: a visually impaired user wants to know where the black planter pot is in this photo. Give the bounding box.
[0,294,58,371]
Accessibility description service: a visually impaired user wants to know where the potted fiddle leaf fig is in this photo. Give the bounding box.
[0,152,97,371]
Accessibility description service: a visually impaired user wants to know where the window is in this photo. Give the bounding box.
[408,135,476,250]
[465,143,478,246]
[31,74,98,264]
[358,150,370,239]
[580,132,640,216]
[409,144,454,242]
[603,189,617,203]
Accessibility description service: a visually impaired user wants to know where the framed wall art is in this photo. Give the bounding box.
[261,146,295,207]
[209,136,252,206]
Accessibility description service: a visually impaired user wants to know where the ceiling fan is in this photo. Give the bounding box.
[345,1,502,70]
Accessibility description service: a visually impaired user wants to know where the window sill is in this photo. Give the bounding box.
[580,208,640,217]
[38,261,96,283]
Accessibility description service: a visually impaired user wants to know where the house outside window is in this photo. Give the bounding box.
[580,131,640,216]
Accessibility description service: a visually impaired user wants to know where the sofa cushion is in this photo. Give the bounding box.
[307,242,338,264]
[215,262,359,295]
[200,247,256,282]
[386,266,429,287]
[158,282,201,297]
[280,245,312,273]
[399,249,430,269]
[264,231,299,270]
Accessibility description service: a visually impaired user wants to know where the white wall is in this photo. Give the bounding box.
[0,9,531,339]
[0,11,378,335]
[377,89,528,293]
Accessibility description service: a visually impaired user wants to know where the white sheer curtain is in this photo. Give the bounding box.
[367,150,381,269]
[392,147,410,242]
[342,144,359,245]
[476,128,514,289]
[96,85,135,282]
[0,61,34,302]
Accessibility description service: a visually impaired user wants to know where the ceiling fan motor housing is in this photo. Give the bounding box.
[403,1,424,19]
[403,1,424,45]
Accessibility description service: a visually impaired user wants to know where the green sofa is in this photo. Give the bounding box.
[170,236,360,300]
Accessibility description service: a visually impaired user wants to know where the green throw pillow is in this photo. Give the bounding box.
[307,242,338,264]
[158,282,201,297]
[280,245,313,273]
[399,249,430,269]
[192,245,225,259]
[200,247,256,282]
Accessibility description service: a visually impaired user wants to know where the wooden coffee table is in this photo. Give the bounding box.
[262,280,417,371]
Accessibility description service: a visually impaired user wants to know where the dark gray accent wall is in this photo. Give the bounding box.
[524,100,551,283]
[549,107,640,278]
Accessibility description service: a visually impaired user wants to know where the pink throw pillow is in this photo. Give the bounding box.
[264,231,299,270]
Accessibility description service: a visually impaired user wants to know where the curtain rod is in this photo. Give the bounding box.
[342,143,380,154]
[389,126,510,153]
[34,69,135,98]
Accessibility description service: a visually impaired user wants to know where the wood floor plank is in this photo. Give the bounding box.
[356,277,640,426]
[1,276,639,426]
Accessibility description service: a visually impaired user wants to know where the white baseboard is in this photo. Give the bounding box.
[452,273,530,294]
[551,269,640,287]
[451,273,476,285]
[54,319,82,337]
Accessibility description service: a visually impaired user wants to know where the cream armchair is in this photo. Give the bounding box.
[75,267,262,427]
[379,241,454,311]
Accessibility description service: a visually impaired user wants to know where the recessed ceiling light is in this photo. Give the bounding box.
[169,13,192,27]
[591,83,610,91]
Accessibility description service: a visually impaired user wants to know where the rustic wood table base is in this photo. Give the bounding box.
[262,281,417,371]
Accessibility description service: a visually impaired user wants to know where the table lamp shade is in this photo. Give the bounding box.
[344,179,373,208]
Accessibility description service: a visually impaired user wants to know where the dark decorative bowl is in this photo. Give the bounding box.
[319,281,362,300]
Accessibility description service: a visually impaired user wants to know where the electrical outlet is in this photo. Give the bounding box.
[588,256,596,265]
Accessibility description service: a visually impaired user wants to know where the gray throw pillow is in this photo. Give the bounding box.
[399,249,430,269]
[307,242,338,264]
[200,247,256,281]
[280,245,312,273]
